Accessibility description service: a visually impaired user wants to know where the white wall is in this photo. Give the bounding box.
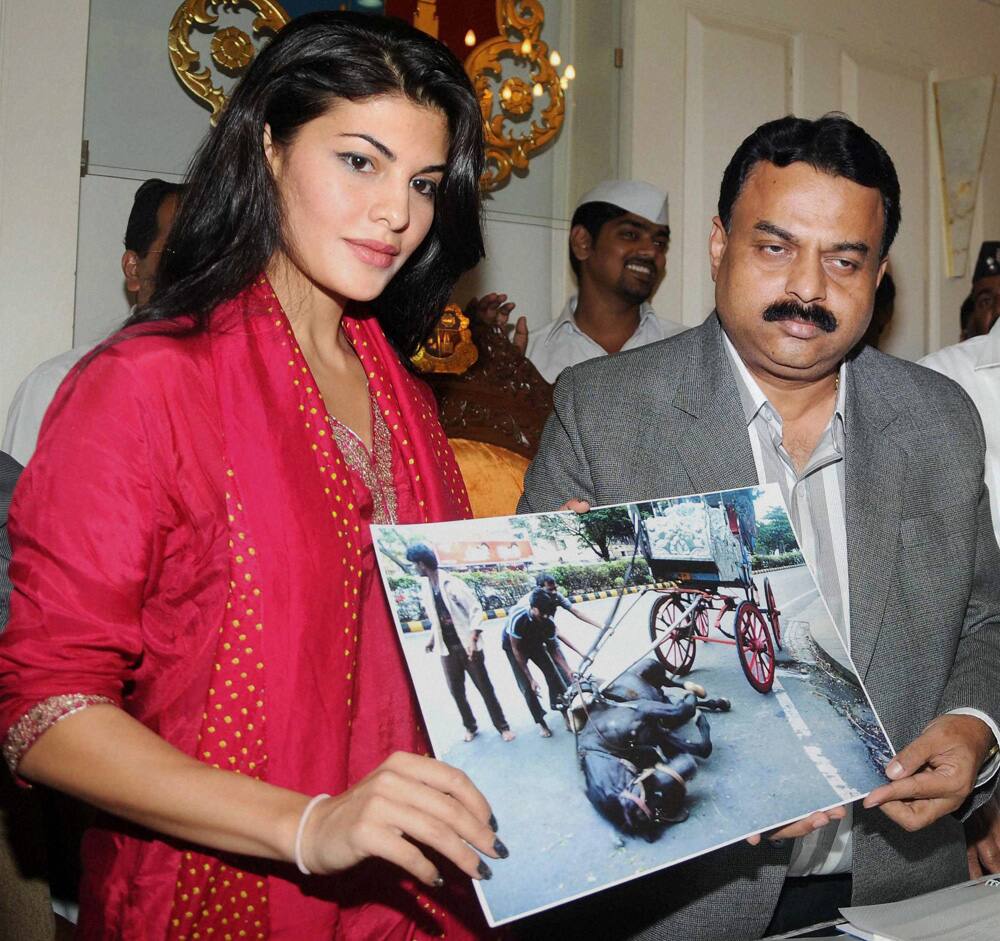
[0,0,90,427]
[621,0,1000,360]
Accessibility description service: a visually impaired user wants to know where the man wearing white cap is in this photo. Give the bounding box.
[471,180,685,384]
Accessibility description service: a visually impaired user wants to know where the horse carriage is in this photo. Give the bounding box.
[639,493,782,693]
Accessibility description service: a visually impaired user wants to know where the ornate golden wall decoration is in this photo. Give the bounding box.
[169,0,290,123]
[465,0,565,191]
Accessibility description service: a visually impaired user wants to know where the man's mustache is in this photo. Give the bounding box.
[762,300,838,333]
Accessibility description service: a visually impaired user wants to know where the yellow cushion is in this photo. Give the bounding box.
[448,438,529,519]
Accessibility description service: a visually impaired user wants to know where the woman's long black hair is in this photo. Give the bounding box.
[128,11,485,357]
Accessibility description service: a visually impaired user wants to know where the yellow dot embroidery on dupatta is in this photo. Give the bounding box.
[167,464,270,937]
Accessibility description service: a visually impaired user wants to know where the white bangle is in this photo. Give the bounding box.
[294,793,331,875]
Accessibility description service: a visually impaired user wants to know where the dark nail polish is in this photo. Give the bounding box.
[477,860,493,880]
[493,838,509,859]
[488,813,498,832]
[432,876,444,888]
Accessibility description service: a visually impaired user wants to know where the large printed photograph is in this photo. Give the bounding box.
[372,485,894,926]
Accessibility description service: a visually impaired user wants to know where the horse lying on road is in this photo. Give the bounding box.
[573,658,731,839]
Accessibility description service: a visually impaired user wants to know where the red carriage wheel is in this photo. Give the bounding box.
[734,601,775,693]
[763,576,782,650]
[648,594,696,676]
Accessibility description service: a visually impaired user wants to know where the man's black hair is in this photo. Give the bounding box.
[718,113,901,259]
[534,572,557,588]
[405,543,439,571]
[529,588,558,616]
[123,179,185,257]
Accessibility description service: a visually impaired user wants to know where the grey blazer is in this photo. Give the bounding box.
[0,452,21,630]
[518,314,1000,941]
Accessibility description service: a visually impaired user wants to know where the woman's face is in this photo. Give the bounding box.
[266,94,449,306]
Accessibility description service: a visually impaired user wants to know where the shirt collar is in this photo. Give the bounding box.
[720,329,847,430]
[540,295,658,345]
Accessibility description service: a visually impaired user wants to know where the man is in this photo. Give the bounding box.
[518,114,1000,940]
[518,571,603,632]
[921,271,1000,879]
[406,543,515,744]
[470,180,685,383]
[1,179,183,464]
[501,588,575,737]
[959,242,1000,341]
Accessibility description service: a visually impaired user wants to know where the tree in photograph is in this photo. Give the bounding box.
[755,507,797,556]
[546,506,636,561]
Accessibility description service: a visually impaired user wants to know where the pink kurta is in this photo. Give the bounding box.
[0,279,493,939]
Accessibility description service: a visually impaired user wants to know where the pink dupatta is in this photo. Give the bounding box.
[166,277,478,939]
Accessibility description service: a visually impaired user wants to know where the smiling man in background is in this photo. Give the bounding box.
[471,180,686,383]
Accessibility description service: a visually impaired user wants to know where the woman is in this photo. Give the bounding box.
[0,12,505,939]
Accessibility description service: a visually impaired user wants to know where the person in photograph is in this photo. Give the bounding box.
[502,588,576,737]
[519,114,1000,939]
[406,543,515,744]
[0,13,509,939]
[511,572,602,688]
[522,571,604,632]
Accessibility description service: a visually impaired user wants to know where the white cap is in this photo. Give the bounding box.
[574,179,669,226]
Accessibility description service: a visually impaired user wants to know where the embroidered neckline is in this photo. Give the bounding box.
[326,393,397,524]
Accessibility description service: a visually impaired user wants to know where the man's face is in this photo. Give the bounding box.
[123,192,179,306]
[709,161,887,385]
[573,212,669,305]
[967,274,1000,338]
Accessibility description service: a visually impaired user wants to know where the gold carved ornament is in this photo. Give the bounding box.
[168,0,289,124]
[466,0,565,191]
[411,305,479,375]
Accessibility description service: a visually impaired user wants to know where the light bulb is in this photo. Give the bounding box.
[564,64,576,80]
[464,29,476,47]
[501,85,513,100]
[549,50,561,66]
[532,83,543,97]
[560,76,569,90]
[520,37,532,55]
